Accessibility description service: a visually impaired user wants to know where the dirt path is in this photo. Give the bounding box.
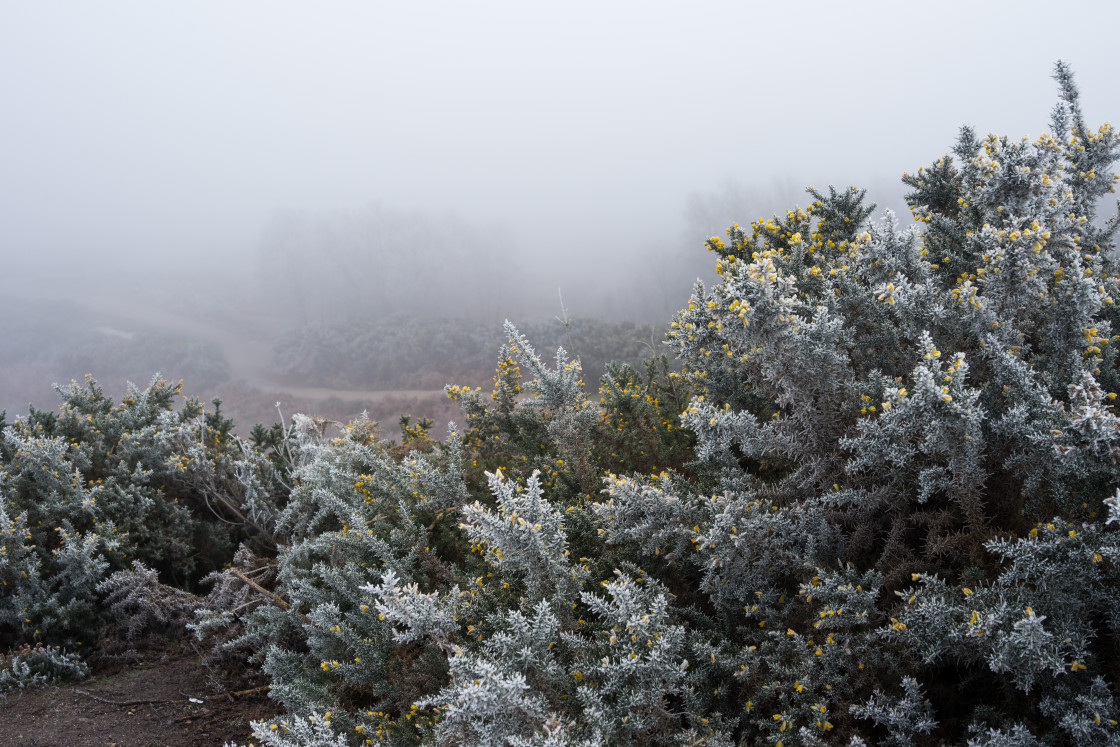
[0,645,275,746]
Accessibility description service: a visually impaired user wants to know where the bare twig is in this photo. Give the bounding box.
[557,287,576,362]
[168,708,209,724]
[277,402,297,469]
[228,684,270,698]
[427,509,447,531]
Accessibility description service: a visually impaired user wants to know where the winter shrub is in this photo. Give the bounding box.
[642,61,1119,743]
[97,561,204,640]
[0,375,280,648]
[221,62,1120,745]
[0,643,88,696]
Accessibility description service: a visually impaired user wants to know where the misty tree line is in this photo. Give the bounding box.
[250,179,826,327]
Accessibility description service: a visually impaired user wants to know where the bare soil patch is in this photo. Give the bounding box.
[0,641,276,747]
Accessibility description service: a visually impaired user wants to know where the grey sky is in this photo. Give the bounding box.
[2,0,1118,287]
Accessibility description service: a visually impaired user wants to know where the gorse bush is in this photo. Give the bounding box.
[0,644,88,697]
[0,376,280,652]
[219,63,1118,746]
[215,332,698,745]
[3,63,1119,746]
[640,60,1120,744]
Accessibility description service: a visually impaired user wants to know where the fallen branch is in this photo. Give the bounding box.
[231,568,314,626]
[74,689,181,707]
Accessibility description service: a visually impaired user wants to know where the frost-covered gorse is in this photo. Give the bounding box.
[4,63,1120,746]
[228,63,1119,746]
[0,376,280,669]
